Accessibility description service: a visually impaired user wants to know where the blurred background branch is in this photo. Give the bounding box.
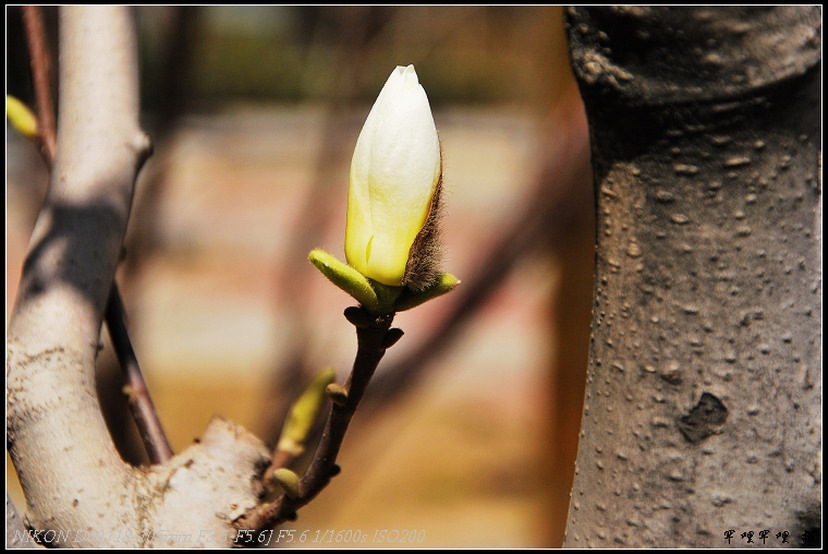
[21,5,56,164]
[7,6,592,547]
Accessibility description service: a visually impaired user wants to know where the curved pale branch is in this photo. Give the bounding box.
[7,7,150,542]
[7,8,269,547]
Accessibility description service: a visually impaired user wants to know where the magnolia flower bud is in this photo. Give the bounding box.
[345,64,442,290]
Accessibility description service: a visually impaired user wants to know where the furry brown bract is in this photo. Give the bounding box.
[403,156,444,291]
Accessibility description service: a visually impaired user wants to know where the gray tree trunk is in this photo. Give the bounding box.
[563,7,821,548]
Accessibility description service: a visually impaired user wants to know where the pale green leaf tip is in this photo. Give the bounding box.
[394,273,460,312]
[6,95,39,140]
[316,367,337,383]
[272,468,300,499]
[279,367,336,454]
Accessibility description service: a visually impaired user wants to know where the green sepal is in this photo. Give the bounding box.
[394,273,460,312]
[277,368,336,456]
[368,279,404,313]
[309,249,456,314]
[308,249,403,314]
[309,249,381,312]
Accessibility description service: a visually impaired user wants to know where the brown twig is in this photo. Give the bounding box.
[237,309,396,532]
[22,5,57,164]
[105,287,174,464]
[21,4,173,465]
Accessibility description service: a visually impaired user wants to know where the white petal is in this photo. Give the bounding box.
[345,65,441,286]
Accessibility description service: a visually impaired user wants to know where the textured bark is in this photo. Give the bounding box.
[6,495,37,549]
[6,7,269,547]
[564,7,821,547]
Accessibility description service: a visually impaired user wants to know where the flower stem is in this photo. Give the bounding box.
[236,309,395,531]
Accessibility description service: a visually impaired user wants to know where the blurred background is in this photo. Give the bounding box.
[6,6,593,548]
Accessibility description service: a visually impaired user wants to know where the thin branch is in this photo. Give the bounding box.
[22,5,56,164]
[20,4,172,464]
[236,309,396,532]
[105,287,174,463]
